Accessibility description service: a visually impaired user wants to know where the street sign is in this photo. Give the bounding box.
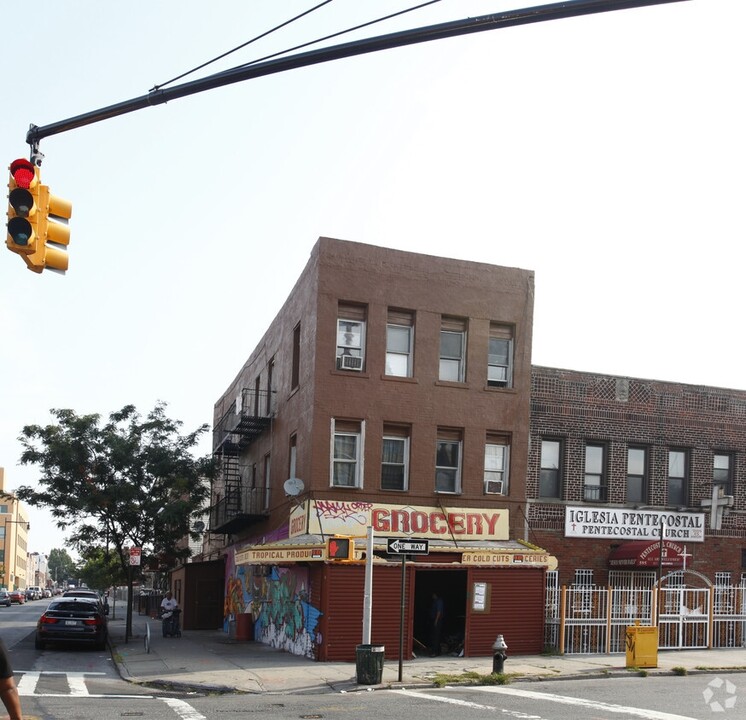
[129,547,142,566]
[387,538,429,555]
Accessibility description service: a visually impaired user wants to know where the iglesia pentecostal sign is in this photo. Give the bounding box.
[565,506,705,542]
[289,499,509,540]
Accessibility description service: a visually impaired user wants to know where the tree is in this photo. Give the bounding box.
[47,548,77,587]
[16,402,215,639]
[77,545,127,591]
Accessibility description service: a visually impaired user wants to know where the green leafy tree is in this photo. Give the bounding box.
[47,548,78,587]
[16,402,215,638]
[78,545,127,591]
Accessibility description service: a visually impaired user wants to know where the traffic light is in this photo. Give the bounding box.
[6,158,71,273]
[327,536,354,561]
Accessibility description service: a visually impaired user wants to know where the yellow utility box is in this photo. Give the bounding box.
[625,622,658,668]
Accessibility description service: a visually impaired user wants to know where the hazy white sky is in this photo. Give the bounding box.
[2,0,743,558]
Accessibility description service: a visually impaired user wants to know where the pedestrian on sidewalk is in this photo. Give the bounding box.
[0,638,23,720]
[160,591,179,636]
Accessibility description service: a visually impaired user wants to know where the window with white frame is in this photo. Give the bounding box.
[713,452,733,495]
[626,447,647,504]
[540,439,562,498]
[381,425,410,491]
[336,303,366,371]
[331,419,363,488]
[435,429,462,493]
[484,434,509,495]
[487,323,513,388]
[439,317,466,382]
[386,309,414,377]
[667,449,688,507]
[584,443,607,502]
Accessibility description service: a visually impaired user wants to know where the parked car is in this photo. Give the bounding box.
[0,591,11,607]
[35,597,108,650]
[26,586,42,600]
[62,589,103,609]
[42,589,52,598]
[9,590,25,604]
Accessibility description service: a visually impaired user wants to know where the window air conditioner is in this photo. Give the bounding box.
[485,480,504,495]
[337,355,363,371]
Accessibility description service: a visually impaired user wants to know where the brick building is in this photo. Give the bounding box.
[201,237,555,660]
[527,365,746,588]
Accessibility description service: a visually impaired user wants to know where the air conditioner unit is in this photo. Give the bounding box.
[485,480,504,495]
[337,355,363,371]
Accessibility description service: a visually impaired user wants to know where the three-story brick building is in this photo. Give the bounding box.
[205,237,553,660]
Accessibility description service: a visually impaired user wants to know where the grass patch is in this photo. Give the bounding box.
[672,666,687,676]
[433,671,512,688]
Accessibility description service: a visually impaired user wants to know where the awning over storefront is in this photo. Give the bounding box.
[233,533,557,569]
[608,539,686,568]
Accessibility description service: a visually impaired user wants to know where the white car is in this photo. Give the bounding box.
[26,586,42,600]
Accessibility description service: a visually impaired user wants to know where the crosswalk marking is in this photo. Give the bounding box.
[15,671,152,699]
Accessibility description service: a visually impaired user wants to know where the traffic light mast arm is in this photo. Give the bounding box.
[25,0,687,150]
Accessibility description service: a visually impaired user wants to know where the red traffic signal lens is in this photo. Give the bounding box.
[10,158,35,189]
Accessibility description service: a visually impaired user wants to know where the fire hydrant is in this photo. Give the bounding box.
[492,634,508,674]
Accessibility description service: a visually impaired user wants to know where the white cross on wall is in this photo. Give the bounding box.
[700,484,734,530]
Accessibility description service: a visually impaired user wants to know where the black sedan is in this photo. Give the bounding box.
[0,591,11,607]
[35,597,108,650]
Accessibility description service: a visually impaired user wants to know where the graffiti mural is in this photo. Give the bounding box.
[223,553,322,659]
[251,565,321,658]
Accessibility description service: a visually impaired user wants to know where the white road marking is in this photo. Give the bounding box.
[394,686,700,720]
[15,671,152,699]
[160,697,207,720]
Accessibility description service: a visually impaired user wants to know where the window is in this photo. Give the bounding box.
[584,444,607,502]
[484,434,510,494]
[331,419,363,488]
[573,569,594,586]
[714,453,733,495]
[667,450,687,506]
[266,358,274,415]
[291,323,301,390]
[336,303,366,371]
[381,425,410,491]
[263,454,271,511]
[626,447,647,504]
[386,309,414,377]
[540,439,562,498]
[288,434,297,480]
[487,323,513,388]
[439,317,466,382]
[435,429,462,493]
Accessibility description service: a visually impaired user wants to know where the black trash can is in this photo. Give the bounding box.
[356,644,385,685]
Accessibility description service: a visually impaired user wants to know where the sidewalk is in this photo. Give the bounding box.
[108,614,746,695]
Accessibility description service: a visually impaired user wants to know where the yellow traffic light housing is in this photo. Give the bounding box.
[6,158,71,274]
[327,536,354,562]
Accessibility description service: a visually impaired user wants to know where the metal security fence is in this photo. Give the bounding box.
[546,581,746,654]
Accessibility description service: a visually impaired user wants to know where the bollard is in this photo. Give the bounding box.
[492,634,508,674]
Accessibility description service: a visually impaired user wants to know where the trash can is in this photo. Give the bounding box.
[236,612,254,641]
[625,623,658,668]
[356,644,385,684]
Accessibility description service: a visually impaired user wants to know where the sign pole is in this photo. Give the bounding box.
[398,554,406,682]
[362,527,373,644]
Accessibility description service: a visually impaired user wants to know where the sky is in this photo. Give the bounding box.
[1,0,743,559]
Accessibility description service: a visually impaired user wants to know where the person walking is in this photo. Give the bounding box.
[0,638,23,720]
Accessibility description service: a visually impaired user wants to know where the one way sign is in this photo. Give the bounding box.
[387,538,430,555]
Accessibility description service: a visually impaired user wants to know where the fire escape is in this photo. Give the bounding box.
[210,387,273,535]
